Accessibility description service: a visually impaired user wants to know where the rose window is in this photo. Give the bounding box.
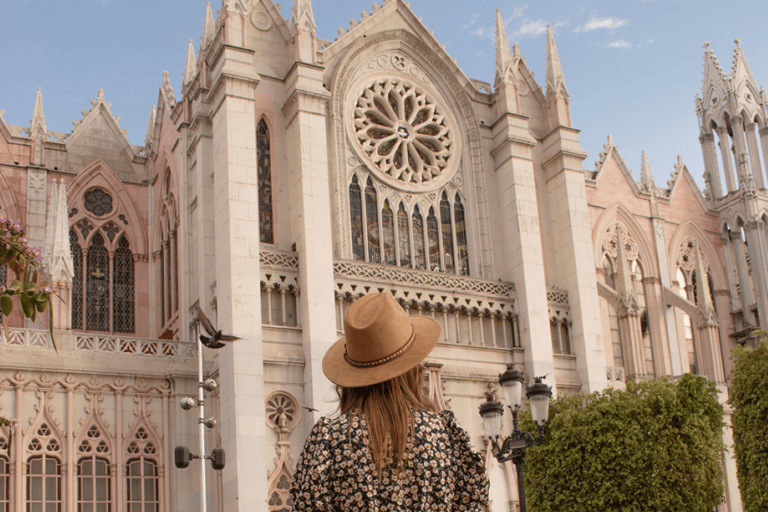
[353,78,453,186]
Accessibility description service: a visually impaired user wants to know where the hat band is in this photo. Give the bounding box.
[343,326,416,368]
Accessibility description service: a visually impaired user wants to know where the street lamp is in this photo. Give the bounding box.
[479,365,552,512]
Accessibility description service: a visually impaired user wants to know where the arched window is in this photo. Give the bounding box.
[257,119,274,244]
[0,438,8,512]
[454,194,468,275]
[440,192,454,273]
[412,206,425,269]
[381,200,395,265]
[26,423,62,512]
[77,457,111,511]
[158,196,178,333]
[602,256,624,368]
[364,179,380,263]
[126,428,159,512]
[677,267,697,374]
[397,203,410,268]
[349,176,364,261]
[86,233,110,332]
[632,260,655,378]
[70,229,83,329]
[426,207,439,271]
[113,236,134,333]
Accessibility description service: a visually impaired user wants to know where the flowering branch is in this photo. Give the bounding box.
[0,417,17,456]
[0,218,56,350]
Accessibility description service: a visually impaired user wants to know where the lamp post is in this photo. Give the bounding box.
[479,365,552,512]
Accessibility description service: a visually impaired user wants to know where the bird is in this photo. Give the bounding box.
[302,406,319,413]
[198,309,240,349]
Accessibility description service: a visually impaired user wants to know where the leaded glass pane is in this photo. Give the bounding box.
[257,120,274,244]
[365,179,380,263]
[86,233,110,332]
[126,459,158,512]
[172,232,178,313]
[427,207,439,271]
[79,457,111,512]
[114,237,135,333]
[440,192,454,273]
[0,456,9,512]
[397,204,410,268]
[159,247,165,328]
[381,201,395,265]
[83,189,113,217]
[349,176,364,261]
[70,230,83,329]
[412,206,425,270]
[26,455,61,512]
[454,194,469,275]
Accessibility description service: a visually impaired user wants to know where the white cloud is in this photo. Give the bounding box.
[508,4,528,21]
[472,27,488,37]
[576,15,628,33]
[647,39,655,44]
[606,39,633,49]
[461,13,481,31]
[514,19,548,38]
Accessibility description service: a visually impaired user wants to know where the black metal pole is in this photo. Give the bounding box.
[515,457,527,512]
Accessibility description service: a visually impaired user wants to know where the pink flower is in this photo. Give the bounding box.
[8,419,18,429]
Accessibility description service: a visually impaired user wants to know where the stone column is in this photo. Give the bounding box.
[209,56,266,510]
[282,62,337,418]
[491,113,555,389]
[730,230,756,327]
[731,115,752,188]
[617,305,646,380]
[759,125,768,188]
[542,126,606,392]
[700,132,723,198]
[716,127,737,193]
[744,220,768,331]
[652,219,683,375]
[745,122,765,189]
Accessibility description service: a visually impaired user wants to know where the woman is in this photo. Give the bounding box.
[291,292,489,511]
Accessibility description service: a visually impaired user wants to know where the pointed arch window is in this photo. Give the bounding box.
[602,255,624,368]
[0,438,8,512]
[349,176,364,261]
[381,200,395,265]
[257,119,274,244]
[364,179,380,263]
[113,236,134,333]
[427,207,439,271]
[412,206,425,270]
[397,204,410,267]
[77,457,111,512]
[454,194,468,275]
[126,428,159,512]
[70,229,84,329]
[26,423,62,512]
[158,196,179,333]
[440,192,454,273]
[86,233,110,332]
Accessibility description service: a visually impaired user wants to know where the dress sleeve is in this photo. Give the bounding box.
[442,410,490,511]
[290,417,334,512]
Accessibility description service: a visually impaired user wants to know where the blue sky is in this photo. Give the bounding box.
[2,0,767,191]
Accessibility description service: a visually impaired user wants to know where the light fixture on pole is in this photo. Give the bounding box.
[479,365,552,512]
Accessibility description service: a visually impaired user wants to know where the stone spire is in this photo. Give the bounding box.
[183,39,197,86]
[640,151,655,192]
[161,71,176,109]
[545,25,571,128]
[43,180,57,270]
[145,104,156,147]
[44,180,73,283]
[730,38,757,92]
[292,0,317,63]
[494,9,515,90]
[31,87,47,137]
[201,2,215,49]
[545,24,567,99]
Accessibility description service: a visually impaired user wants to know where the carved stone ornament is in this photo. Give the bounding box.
[349,72,460,193]
[251,9,272,31]
[265,391,300,432]
[601,223,639,262]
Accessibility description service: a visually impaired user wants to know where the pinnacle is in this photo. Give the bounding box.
[545,24,566,98]
[640,150,655,191]
[494,9,514,88]
[31,86,47,136]
[184,39,197,86]
[201,2,215,49]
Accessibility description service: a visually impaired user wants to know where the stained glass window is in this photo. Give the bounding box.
[27,455,61,512]
[86,232,110,332]
[78,457,111,512]
[83,188,113,217]
[413,206,425,270]
[427,207,439,271]
[70,229,83,329]
[113,236,134,334]
[397,204,410,268]
[365,179,380,263]
[454,194,468,275]
[440,192,454,273]
[159,246,165,328]
[381,200,395,265]
[172,232,178,313]
[349,176,364,261]
[257,119,274,244]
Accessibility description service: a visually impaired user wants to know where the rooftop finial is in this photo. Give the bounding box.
[184,39,197,86]
[494,9,515,89]
[31,86,47,136]
[640,150,655,191]
[545,24,567,99]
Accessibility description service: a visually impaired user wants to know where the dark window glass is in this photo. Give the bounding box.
[26,455,61,512]
[0,453,9,512]
[159,244,165,328]
[78,457,111,512]
[413,206,425,270]
[365,179,380,263]
[440,192,454,273]
[83,189,113,217]
[70,230,83,329]
[454,194,469,275]
[113,237,134,334]
[86,233,110,332]
[397,204,410,268]
[349,176,364,261]
[126,459,158,512]
[427,207,439,271]
[381,201,395,265]
[257,119,274,244]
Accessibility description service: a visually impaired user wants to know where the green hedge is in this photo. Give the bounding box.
[729,339,768,512]
[521,374,724,511]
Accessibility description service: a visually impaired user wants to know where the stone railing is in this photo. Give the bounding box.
[333,260,518,349]
[2,328,51,348]
[606,366,625,382]
[260,250,301,328]
[75,333,197,358]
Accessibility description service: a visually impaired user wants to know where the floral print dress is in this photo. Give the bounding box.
[290,409,489,511]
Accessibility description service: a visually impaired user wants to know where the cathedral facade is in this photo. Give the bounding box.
[0,0,763,510]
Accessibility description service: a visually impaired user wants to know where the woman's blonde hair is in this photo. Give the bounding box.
[338,364,436,474]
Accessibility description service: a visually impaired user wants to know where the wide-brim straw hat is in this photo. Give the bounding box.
[323,292,440,388]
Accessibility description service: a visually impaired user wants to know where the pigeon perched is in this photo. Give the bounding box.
[198,309,240,349]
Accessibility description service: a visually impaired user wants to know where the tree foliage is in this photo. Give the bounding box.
[729,339,768,512]
[522,374,724,512]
